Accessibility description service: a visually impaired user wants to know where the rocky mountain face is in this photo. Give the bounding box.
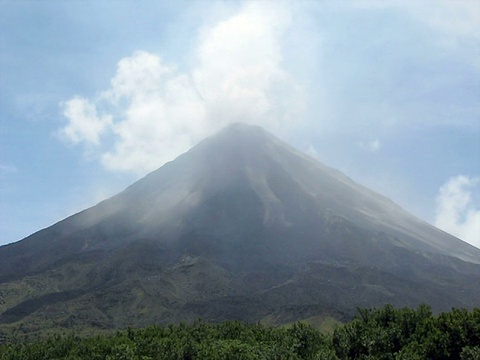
[1,123,479,337]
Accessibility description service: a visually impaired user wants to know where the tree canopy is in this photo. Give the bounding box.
[1,305,478,359]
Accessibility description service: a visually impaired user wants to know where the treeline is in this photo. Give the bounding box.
[1,305,479,359]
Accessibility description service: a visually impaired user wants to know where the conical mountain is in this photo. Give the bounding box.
[1,123,479,337]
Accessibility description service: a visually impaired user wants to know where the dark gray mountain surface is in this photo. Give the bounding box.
[1,123,479,338]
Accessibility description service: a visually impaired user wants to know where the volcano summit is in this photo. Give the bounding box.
[1,123,479,336]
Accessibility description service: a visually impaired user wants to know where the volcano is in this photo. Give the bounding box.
[1,123,479,337]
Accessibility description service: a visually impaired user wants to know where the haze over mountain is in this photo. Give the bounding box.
[0,123,479,337]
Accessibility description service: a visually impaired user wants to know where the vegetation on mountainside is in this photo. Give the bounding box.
[1,305,478,359]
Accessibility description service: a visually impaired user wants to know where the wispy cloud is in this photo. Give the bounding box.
[358,140,381,153]
[408,1,480,41]
[59,2,304,174]
[435,175,480,248]
[0,164,17,174]
[353,0,480,40]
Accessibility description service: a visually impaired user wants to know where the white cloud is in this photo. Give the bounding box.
[105,51,174,102]
[435,175,480,248]
[193,2,304,130]
[60,2,305,174]
[60,96,112,145]
[100,51,207,172]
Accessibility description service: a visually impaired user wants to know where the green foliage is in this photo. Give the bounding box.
[0,305,478,359]
[331,305,479,360]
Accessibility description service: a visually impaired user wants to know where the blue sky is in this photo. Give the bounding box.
[1,1,479,248]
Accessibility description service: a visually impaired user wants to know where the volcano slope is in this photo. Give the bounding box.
[1,123,479,337]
